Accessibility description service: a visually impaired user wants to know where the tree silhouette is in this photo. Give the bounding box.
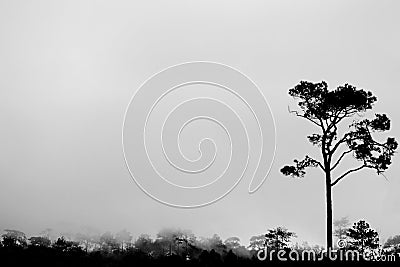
[248,234,266,251]
[346,220,379,253]
[52,236,81,252]
[224,237,241,251]
[75,232,96,252]
[1,229,27,248]
[135,234,154,254]
[265,227,296,251]
[281,81,398,249]
[206,234,226,254]
[3,224,399,265]
[116,229,132,251]
[99,232,119,252]
[156,228,180,256]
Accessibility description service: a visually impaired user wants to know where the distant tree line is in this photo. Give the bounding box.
[1,219,399,266]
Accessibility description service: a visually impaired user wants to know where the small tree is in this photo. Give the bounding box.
[224,237,241,250]
[248,235,266,251]
[99,232,119,252]
[207,234,226,254]
[265,227,296,251]
[281,81,398,249]
[156,228,181,255]
[52,236,81,252]
[116,229,132,251]
[171,229,195,256]
[347,220,379,253]
[135,234,154,254]
[1,229,27,248]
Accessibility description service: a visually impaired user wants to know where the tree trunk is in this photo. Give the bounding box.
[325,172,333,250]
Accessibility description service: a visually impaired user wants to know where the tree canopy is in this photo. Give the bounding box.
[281,81,397,184]
[346,220,379,253]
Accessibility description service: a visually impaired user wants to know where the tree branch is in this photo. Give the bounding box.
[331,150,352,171]
[316,161,325,172]
[331,165,366,187]
[288,106,322,128]
[330,132,350,155]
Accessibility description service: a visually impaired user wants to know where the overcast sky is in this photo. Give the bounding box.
[0,0,399,246]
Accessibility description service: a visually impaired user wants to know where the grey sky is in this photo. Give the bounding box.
[0,0,399,246]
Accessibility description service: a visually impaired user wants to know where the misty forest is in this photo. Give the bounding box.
[1,82,399,266]
[1,218,400,266]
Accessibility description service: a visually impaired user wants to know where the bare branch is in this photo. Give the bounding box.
[330,132,350,155]
[331,165,366,187]
[288,106,322,128]
[331,150,352,171]
[316,161,325,172]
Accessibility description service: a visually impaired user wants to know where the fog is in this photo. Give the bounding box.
[0,0,399,246]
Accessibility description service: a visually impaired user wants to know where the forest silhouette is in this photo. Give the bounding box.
[1,218,400,266]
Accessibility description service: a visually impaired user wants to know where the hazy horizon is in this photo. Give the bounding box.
[1,0,399,247]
